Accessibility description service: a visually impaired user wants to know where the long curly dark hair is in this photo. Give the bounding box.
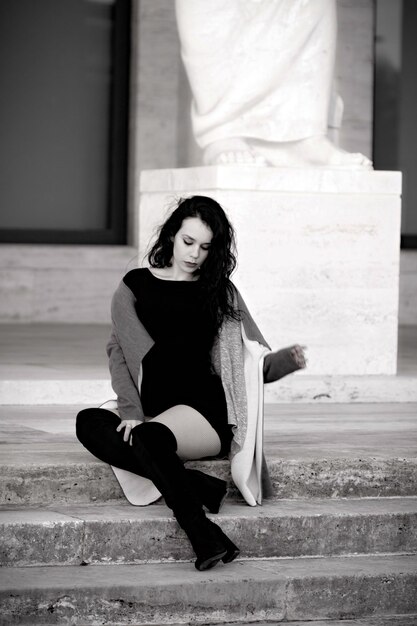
[148,196,241,333]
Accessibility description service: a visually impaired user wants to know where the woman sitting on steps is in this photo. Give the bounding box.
[76,195,306,571]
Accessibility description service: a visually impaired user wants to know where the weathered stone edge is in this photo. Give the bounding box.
[1,503,417,566]
[0,556,416,625]
[2,457,417,505]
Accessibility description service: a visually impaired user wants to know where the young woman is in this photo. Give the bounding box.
[76,195,306,571]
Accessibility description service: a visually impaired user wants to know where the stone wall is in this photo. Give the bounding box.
[400,250,417,326]
[0,246,136,324]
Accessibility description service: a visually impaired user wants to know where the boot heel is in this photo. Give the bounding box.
[221,533,240,563]
[203,488,228,514]
[187,469,228,514]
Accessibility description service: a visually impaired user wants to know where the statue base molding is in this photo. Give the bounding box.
[139,166,402,377]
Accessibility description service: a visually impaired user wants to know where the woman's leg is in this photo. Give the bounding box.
[76,408,147,476]
[149,404,221,460]
[77,404,222,465]
[76,406,237,568]
[130,419,239,570]
[150,405,228,514]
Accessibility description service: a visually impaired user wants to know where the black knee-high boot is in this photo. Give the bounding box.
[130,421,239,571]
[186,469,228,514]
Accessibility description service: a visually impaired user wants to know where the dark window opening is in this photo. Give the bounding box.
[374,0,417,249]
[0,0,130,244]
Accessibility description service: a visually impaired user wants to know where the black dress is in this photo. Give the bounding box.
[123,268,232,457]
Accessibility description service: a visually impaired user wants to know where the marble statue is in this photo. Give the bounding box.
[175,0,372,168]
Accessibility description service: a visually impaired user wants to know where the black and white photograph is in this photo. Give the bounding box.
[0,1,416,624]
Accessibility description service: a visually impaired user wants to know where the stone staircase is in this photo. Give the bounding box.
[1,400,417,625]
[1,322,417,624]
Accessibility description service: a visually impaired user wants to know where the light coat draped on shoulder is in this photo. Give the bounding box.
[104,274,301,507]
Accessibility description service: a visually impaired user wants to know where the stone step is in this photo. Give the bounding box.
[3,454,417,506]
[1,554,416,624]
[1,497,416,567]
[208,615,417,626]
[2,403,416,505]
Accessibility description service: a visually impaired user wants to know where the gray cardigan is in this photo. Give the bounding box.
[106,277,301,424]
[106,274,302,504]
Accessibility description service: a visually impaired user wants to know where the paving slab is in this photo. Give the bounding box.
[0,554,416,624]
[3,374,417,404]
[2,403,417,460]
[1,497,417,567]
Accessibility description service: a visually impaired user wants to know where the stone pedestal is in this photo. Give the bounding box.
[139,166,402,376]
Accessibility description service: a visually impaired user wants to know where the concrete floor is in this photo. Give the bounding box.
[0,324,416,380]
[0,324,110,380]
[1,324,417,406]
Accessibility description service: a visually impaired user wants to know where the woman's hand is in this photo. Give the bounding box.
[290,344,307,369]
[116,419,142,444]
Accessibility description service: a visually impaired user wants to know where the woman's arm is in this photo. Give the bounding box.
[234,286,307,382]
[106,278,152,423]
[263,344,307,383]
[106,329,145,422]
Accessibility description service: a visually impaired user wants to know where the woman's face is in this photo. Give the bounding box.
[172,217,213,278]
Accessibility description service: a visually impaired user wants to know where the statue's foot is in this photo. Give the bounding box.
[203,138,267,166]
[252,136,373,169]
[203,136,372,169]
